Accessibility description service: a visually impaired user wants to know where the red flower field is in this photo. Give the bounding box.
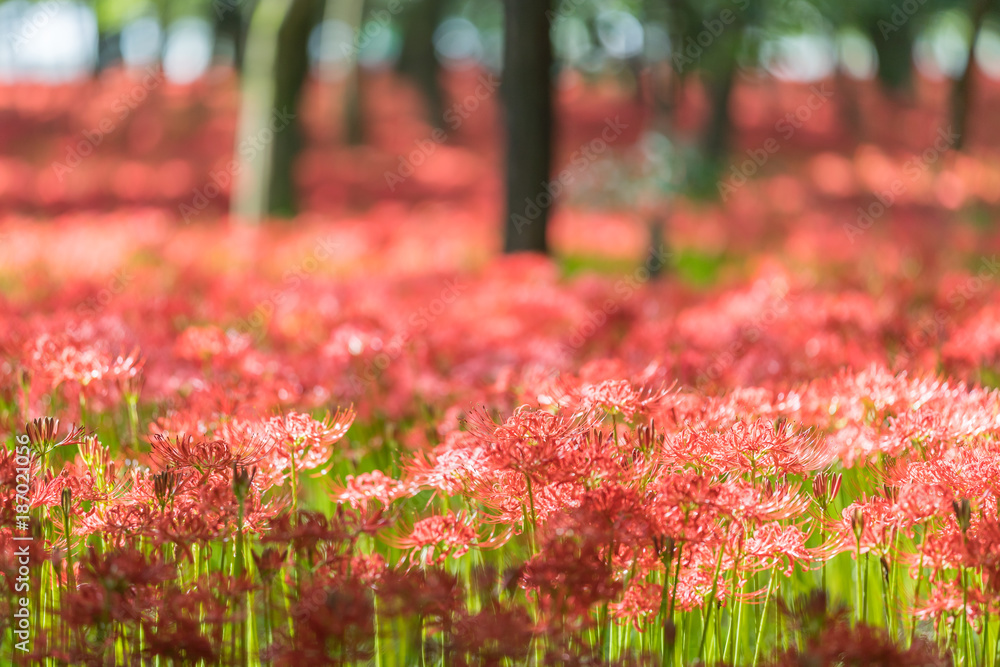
[3,53,1000,665]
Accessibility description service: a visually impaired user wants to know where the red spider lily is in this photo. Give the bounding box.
[610,580,663,631]
[24,417,85,459]
[565,379,642,420]
[547,484,654,556]
[766,592,950,667]
[465,405,601,483]
[521,531,622,628]
[173,325,252,365]
[387,511,504,567]
[76,434,136,502]
[554,376,675,423]
[142,611,219,663]
[61,547,174,629]
[829,495,903,558]
[276,577,375,664]
[252,547,288,584]
[330,470,407,507]
[149,432,274,474]
[260,509,383,560]
[664,418,829,476]
[22,324,142,413]
[81,503,158,547]
[647,471,731,545]
[743,523,816,576]
[448,604,535,664]
[375,567,464,623]
[265,408,355,472]
[142,586,229,663]
[401,431,490,496]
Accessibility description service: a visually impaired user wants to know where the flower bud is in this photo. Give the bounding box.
[233,464,256,504]
[851,507,865,543]
[952,498,971,534]
[61,487,72,517]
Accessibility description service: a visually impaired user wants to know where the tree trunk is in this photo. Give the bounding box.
[702,60,737,165]
[501,0,553,254]
[213,0,247,71]
[319,0,366,144]
[866,16,914,95]
[951,0,993,151]
[231,0,319,222]
[269,0,317,215]
[397,0,447,129]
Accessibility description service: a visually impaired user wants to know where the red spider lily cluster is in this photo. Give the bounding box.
[4,212,1000,665]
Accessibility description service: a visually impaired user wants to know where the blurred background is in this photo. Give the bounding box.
[0,0,998,259]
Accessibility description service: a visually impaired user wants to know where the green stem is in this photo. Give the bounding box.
[753,563,779,667]
[659,546,675,666]
[912,542,927,645]
[290,446,299,517]
[855,537,863,627]
[863,552,870,625]
[698,543,727,661]
[524,475,538,555]
[374,592,382,667]
[724,554,741,664]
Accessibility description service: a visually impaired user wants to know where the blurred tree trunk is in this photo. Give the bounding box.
[701,61,736,165]
[501,0,553,254]
[865,16,914,95]
[397,0,447,129]
[343,67,367,145]
[665,0,745,196]
[952,0,993,150]
[835,69,865,144]
[214,0,247,71]
[232,0,320,222]
[95,31,121,73]
[319,0,366,144]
